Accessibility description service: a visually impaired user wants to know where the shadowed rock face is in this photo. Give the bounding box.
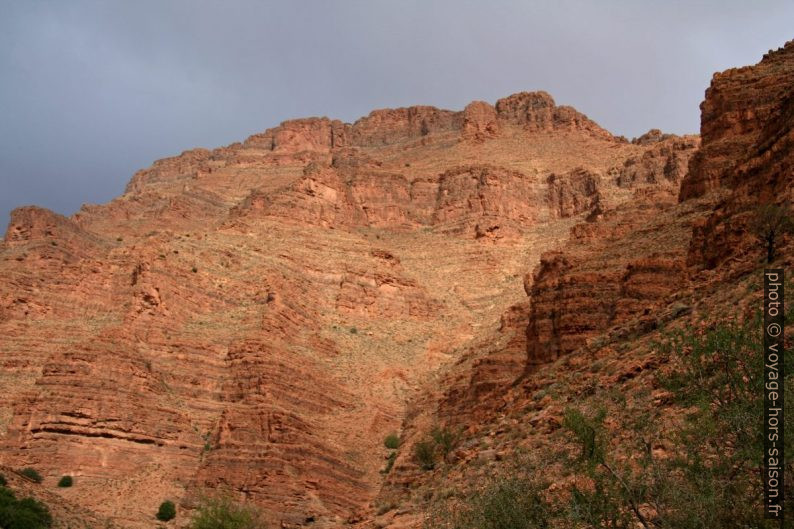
[679,40,794,202]
[546,168,602,219]
[409,46,794,505]
[0,89,698,528]
[616,135,700,192]
[523,195,692,368]
[681,40,794,271]
[519,40,794,374]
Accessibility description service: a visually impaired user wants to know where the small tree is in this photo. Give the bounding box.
[752,202,793,263]
[562,408,650,529]
[382,451,397,474]
[56,476,73,488]
[157,500,177,522]
[19,468,43,484]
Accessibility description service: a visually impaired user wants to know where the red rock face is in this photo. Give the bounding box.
[523,191,699,368]
[433,165,540,238]
[546,168,602,219]
[519,41,794,371]
[494,91,616,140]
[681,40,794,270]
[462,101,500,141]
[365,43,794,529]
[679,40,794,201]
[617,135,700,193]
[0,89,700,528]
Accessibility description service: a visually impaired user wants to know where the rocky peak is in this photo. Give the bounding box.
[679,39,794,200]
[631,128,672,145]
[0,81,707,528]
[495,91,615,138]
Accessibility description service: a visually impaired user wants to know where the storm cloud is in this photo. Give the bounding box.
[1,0,792,225]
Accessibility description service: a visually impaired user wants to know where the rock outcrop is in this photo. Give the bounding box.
[524,192,697,367]
[494,91,615,140]
[616,135,699,192]
[546,168,602,218]
[679,40,794,201]
[373,41,794,529]
[0,88,705,529]
[681,40,794,270]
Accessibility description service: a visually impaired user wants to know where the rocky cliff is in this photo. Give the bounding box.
[6,40,788,529]
[681,40,794,271]
[368,40,794,529]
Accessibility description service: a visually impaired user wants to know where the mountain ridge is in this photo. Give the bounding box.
[1,40,792,529]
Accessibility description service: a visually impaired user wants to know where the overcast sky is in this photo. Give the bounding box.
[1,1,793,226]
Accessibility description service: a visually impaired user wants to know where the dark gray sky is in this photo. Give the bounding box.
[2,1,793,226]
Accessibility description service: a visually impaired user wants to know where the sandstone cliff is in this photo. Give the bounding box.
[681,40,794,272]
[369,40,793,529]
[1,86,700,529]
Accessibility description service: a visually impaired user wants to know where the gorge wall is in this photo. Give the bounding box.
[5,39,793,529]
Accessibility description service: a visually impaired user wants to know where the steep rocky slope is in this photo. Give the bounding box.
[682,41,794,272]
[0,88,702,528]
[371,40,794,529]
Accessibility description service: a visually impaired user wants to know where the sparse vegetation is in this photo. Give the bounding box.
[430,426,460,461]
[56,475,73,488]
[414,425,463,471]
[0,475,5,487]
[414,440,437,471]
[375,499,398,516]
[425,475,551,529]
[19,468,43,484]
[752,202,793,263]
[192,266,198,273]
[201,431,213,454]
[425,290,793,529]
[557,305,794,528]
[382,451,397,474]
[0,486,52,529]
[157,500,177,522]
[384,433,400,449]
[349,327,358,334]
[562,407,642,529]
[188,495,266,529]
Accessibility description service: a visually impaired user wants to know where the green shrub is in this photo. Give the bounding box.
[189,495,266,529]
[562,407,606,468]
[384,433,400,449]
[157,500,177,522]
[413,440,436,471]
[19,468,43,484]
[648,309,794,527]
[430,426,460,461]
[56,475,73,488]
[557,301,794,529]
[425,475,551,529]
[0,486,52,529]
[0,474,6,487]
